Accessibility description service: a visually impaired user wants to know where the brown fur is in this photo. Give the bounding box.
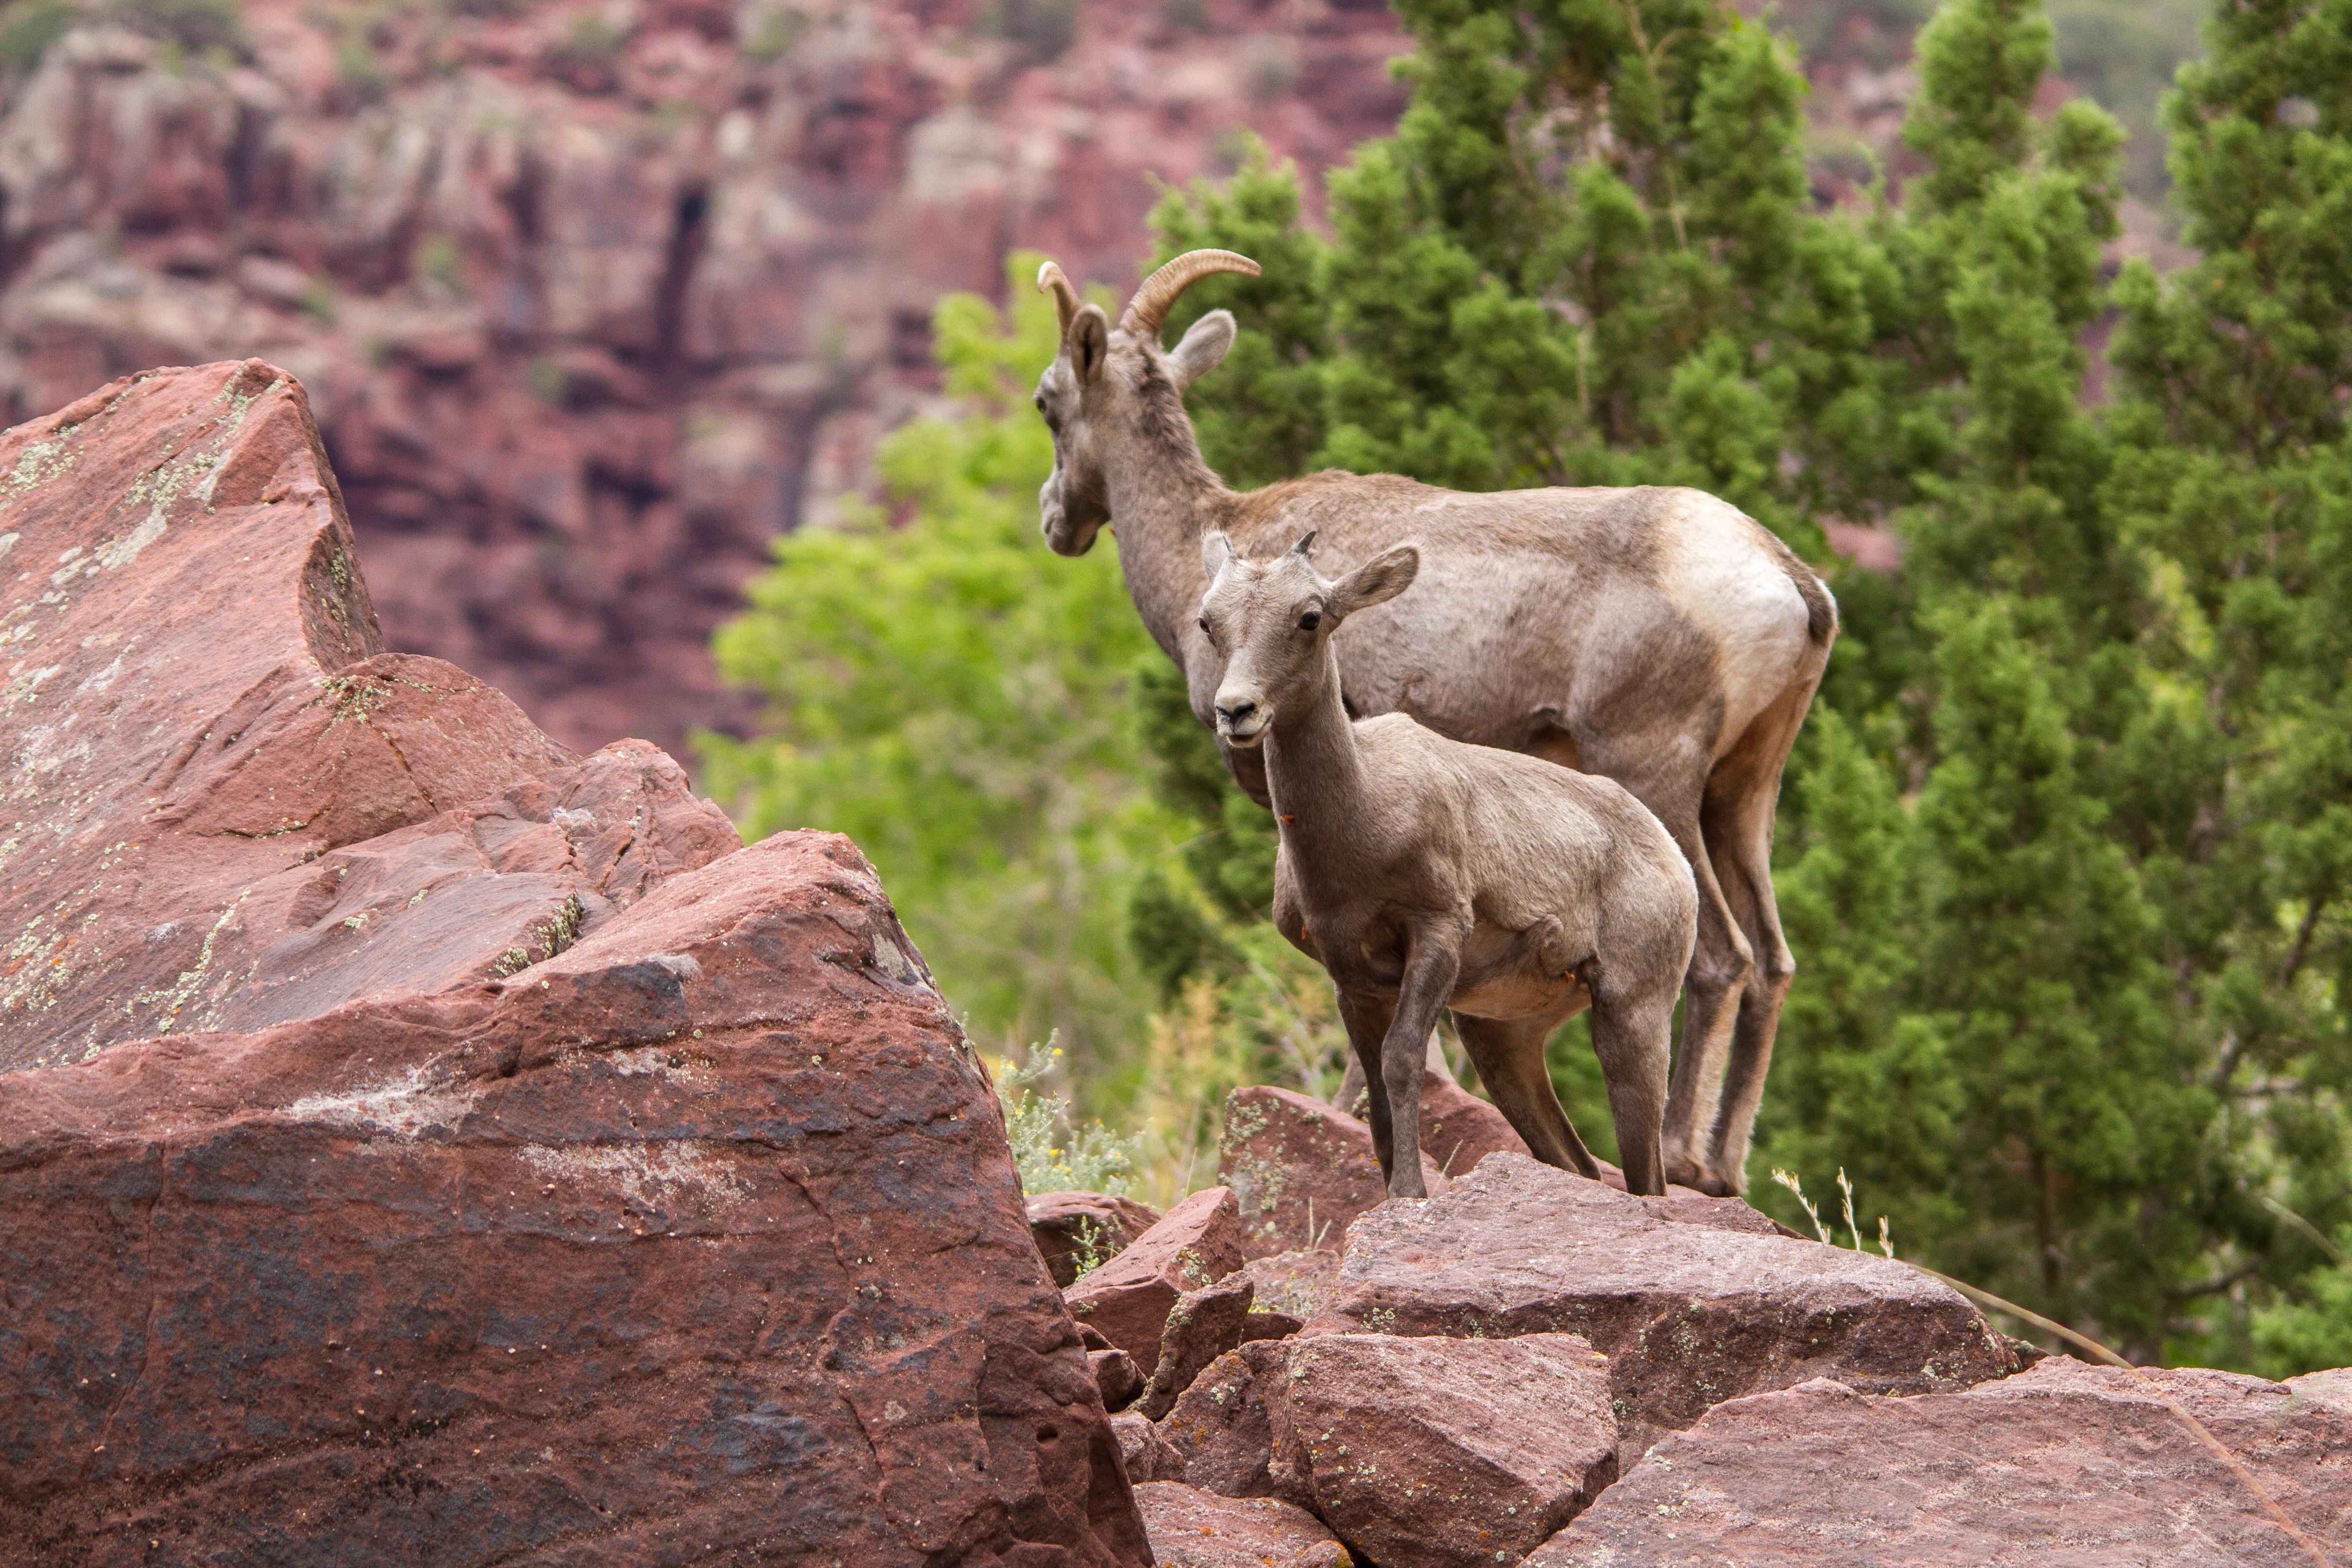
[1034,304,1834,1196]
[1200,539,1698,1198]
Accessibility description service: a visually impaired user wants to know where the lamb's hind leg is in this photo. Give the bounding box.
[1589,986,1674,1197]
[1453,1014,1601,1180]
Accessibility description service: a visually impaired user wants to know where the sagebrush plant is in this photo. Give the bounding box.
[995,1041,1142,1198]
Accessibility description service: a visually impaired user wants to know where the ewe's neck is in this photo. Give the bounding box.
[1103,407,1228,662]
[1261,649,1369,860]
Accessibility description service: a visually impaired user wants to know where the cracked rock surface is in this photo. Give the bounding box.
[1305,1154,2021,1465]
[1530,1359,2352,1567]
[0,362,1147,1566]
[0,361,737,1066]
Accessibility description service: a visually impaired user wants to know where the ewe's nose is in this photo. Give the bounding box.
[1215,697,1257,727]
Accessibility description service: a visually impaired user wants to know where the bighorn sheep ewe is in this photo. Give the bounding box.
[1032,250,1834,1196]
[1199,530,1698,1197]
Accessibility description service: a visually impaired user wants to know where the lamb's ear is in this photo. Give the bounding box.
[1168,310,1237,390]
[1201,531,1237,581]
[1070,304,1111,385]
[1331,544,1419,619]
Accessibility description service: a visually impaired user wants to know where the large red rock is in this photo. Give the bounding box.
[1280,1333,1618,1568]
[1029,1189,1164,1288]
[1417,1071,1532,1178]
[1305,1153,2018,1462]
[1065,1186,1246,1377]
[1110,1410,1187,1484]
[0,362,738,1068]
[1531,1359,2352,1567]
[1132,1483,1350,1568]
[1160,1340,1292,1500]
[1236,1249,1344,1326]
[1217,1085,1445,1259]
[0,366,1148,1565]
[1139,1273,1256,1420]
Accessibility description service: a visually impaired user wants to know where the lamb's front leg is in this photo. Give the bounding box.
[1379,930,1462,1199]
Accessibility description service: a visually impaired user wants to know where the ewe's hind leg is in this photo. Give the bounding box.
[1589,990,1674,1197]
[1576,740,1753,1195]
[1699,676,1819,1194]
[1453,1015,1600,1180]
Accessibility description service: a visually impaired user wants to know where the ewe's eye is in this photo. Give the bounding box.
[1032,392,1046,413]
[1297,610,1322,632]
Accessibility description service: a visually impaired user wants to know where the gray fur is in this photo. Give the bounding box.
[1034,284,1835,1196]
[1200,539,1698,1198]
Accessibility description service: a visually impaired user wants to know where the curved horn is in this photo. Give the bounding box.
[1036,259,1082,338]
[1289,529,1318,558]
[1120,248,1261,340]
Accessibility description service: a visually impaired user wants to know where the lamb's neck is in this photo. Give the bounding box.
[1261,665,1372,866]
[1103,429,1228,662]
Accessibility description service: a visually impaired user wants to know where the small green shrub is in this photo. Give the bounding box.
[998,1041,1141,1197]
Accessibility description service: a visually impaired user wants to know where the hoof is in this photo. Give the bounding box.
[1663,1152,1709,1190]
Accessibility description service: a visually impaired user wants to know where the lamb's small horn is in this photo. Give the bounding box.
[1120,248,1261,340]
[1036,259,1081,338]
[1290,529,1318,557]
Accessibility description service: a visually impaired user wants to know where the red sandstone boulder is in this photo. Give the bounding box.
[1160,1340,1293,1500]
[1218,1085,1445,1259]
[1305,1153,2018,1462]
[1065,1186,1246,1377]
[1281,1333,1619,1568]
[1139,1273,1257,1420]
[1237,1248,1344,1328]
[1093,1347,1147,1412]
[1417,1071,1532,1178]
[1132,1483,1350,1568]
[1110,1410,1187,1484]
[2287,1366,2352,1413]
[0,363,739,1066]
[1531,1358,2352,1567]
[1029,1189,1164,1288]
[0,365,1148,1566]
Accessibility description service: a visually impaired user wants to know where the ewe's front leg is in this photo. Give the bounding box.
[1379,932,1462,1199]
[1334,989,1398,1179]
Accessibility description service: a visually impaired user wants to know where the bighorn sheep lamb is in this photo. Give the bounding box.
[1031,249,1835,1197]
[1199,529,1698,1197]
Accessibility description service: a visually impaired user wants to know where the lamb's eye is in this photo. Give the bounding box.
[1298,610,1322,631]
[1197,616,1212,636]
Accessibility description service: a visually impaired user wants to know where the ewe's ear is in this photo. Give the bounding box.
[1168,310,1237,390]
[1331,544,1419,620]
[1070,304,1111,385]
[1201,531,1237,581]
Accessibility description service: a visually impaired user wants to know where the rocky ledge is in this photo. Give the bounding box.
[1045,1084,2352,1568]
[0,362,1147,1566]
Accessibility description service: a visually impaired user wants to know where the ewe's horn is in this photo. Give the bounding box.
[1120,248,1261,340]
[1036,259,1082,337]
